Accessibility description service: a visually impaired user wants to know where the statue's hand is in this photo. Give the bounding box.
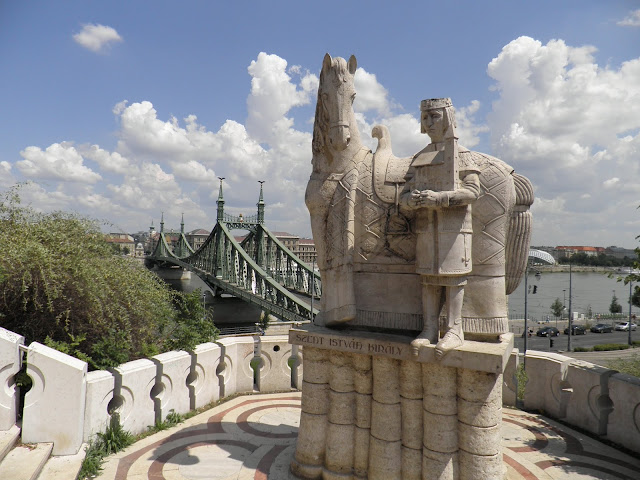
[412,189,439,207]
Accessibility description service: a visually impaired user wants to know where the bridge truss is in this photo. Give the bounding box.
[148,181,320,323]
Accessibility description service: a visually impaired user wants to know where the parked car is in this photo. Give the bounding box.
[590,323,613,333]
[536,326,559,337]
[564,325,586,335]
[614,322,637,331]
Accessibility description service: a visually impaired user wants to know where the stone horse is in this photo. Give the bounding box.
[306,53,533,339]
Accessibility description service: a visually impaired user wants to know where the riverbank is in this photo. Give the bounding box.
[533,265,634,274]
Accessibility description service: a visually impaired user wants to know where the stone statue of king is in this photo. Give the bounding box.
[400,98,480,357]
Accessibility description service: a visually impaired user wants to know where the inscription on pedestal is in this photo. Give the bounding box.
[292,330,406,358]
[290,326,513,374]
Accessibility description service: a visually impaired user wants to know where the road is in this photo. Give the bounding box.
[514,329,637,353]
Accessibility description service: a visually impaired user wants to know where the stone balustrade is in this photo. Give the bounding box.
[0,327,300,456]
[520,349,640,454]
[0,325,638,458]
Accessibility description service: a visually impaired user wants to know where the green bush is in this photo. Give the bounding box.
[573,347,592,352]
[0,185,218,369]
[161,289,219,353]
[593,344,631,351]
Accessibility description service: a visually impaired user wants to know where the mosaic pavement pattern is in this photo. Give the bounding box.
[98,392,640,479]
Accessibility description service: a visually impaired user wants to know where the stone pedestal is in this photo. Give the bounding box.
[289,326,513,480]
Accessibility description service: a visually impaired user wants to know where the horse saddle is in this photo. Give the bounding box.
[372,150,412,205]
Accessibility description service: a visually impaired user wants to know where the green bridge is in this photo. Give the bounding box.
[147,180,320,323]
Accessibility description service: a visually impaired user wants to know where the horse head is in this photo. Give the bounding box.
[313,54,358,157]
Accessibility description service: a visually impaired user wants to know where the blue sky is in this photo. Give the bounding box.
[1,1,639,248]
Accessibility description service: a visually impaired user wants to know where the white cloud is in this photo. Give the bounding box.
[245,52,315,144]
[78,144,130,174]
[117,101,193,156]
[603,177,620,188]
[7,48,638,248]
[170,160,217,183]
[354,68,393,116]
[17,183,74,213]
[17,142,102,183]
[112,100,128,116]
[618,9,640,27]
[108,162,181,211]
[454,101,487,148]
[73,24,123,53]
[487,36,640,245]
[0,161,15,188]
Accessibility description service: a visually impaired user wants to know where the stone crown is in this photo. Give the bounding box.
[421,98,452,110]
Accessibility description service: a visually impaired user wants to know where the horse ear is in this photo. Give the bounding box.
[323,53,332,71]
[347,55,357,75]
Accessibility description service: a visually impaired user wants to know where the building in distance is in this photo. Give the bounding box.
[185,229,210,251]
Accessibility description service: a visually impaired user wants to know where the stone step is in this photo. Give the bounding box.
[0,426,21,462]
[37,444,87,480]
[0,442,53,480]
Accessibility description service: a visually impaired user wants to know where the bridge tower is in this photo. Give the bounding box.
[216,177,225,221]
[216,178,226,278]
[256,181,266,267]
[147,180,320,323]
[149,219,155,253]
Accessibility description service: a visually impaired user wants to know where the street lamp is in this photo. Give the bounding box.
[567,261,573,352]
[310,258,316,323]
[523,264,541,358]
[629,281,634,346]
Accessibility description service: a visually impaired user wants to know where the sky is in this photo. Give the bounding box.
[1,1,639,248]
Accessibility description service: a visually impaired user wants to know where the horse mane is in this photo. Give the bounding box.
[312,88,326,156]
[312,57,351,157]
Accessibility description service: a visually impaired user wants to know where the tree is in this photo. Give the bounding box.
[586,304,593,319]
[162,289,219,352]
[0,185,217,369]
[609,294,622,314]
[632,286,640,309]
[550,298,564,320]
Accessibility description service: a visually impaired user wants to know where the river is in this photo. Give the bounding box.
[507,270,638,322]
[163,268,638,326]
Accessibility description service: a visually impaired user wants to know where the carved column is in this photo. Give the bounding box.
[292,347,330,479]
[400,360,423,480]
[458,369,504,479]
[422,363,458,480]
[368,356,402,479]
[353,353,372,479]
[325,351,356,479]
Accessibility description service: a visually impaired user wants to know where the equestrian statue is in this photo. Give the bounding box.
[305,54,533,357]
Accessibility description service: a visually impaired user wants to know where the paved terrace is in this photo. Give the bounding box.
[97,392,640,480]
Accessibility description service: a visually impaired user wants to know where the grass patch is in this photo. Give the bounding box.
[516,363,527,401]
[607,355,640,378]
[147,410,185,433]
[78,414,134,479]
[593,344,631,351]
